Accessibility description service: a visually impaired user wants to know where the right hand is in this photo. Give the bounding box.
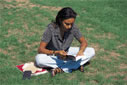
[56,50,67,56]
[55,50,67,60]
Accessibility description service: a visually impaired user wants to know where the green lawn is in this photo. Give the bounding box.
[0,0,127,85]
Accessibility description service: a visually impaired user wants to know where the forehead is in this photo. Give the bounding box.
[63,18,75,23]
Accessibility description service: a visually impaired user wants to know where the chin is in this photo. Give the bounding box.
[64,27,71,32]
[65,29,69,32]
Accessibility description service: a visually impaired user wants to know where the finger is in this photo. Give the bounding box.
[62,53,67,56]
[77,54,84,57]
[62,50,67,55]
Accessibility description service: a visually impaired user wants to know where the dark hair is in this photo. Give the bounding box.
[55,7,77,26]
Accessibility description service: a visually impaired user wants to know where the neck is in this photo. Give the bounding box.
[59,26,65,40]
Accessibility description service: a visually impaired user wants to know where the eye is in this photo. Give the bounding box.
[65,23,73,26]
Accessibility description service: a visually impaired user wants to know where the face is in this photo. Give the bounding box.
[62,18,75,31]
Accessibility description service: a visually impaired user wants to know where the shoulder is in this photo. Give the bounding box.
[72,24,78,28]
[71,24,79,32]
[47,22,57,31]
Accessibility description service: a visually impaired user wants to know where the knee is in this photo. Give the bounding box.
[89,47,95,58]
[84,47,95,59]
[35,54,47,67]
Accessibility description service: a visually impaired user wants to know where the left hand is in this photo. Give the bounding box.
[76,51,84,57]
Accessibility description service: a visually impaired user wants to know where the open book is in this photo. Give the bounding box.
[65,55,83,61]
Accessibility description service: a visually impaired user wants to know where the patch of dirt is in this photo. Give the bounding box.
[90,43,105,60]
[110,51,120,57]
[86,68,98,76]
[16,0,27,2]
[118,71,127,76]
[89,80,98,84]
[3,21,8,25]
[40,6,62,11]
[77,22,84,27]
[124,76,127,81]
[5,0,13,2]
[119,63,127,69]
[102,55,112,62]
[88,67,97,72]
[11,56,16,59]
[105,73,116,78]
[86,27,94,32]
[88,24,92,26]
[117,43,127,49]
[23,23,29,30]
[8,45,17,50]
[10,21,14,25]
[90,43,121,62]
[25,42,40,49]
[26,26,44,36]
[4,0,62,11]
[94,33,118,39]
[32,42,40,47]
[102,51,120,62]
[26,31,35,36]
[0,48,8,55]
[7,45,17,58]
[80,82,85,85]
[67,74,76,80]
[9,51,17,58]
[18,39,26,43]
[106,71,127,78]
[109,51,120,60]
[5,29,24,37]
[90,43,104,52]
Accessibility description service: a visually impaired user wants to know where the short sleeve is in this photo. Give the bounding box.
[41,26,52,43]
[72,25,83,40]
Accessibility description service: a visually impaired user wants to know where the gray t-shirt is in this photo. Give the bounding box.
[42,23,82,52]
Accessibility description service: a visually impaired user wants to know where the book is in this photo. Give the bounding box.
[65,55,83,61]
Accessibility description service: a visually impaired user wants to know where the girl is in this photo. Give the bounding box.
[35,7,95,77]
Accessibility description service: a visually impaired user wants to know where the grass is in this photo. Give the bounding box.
[0,0,127,85]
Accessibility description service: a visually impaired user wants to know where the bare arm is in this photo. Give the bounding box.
[38,41,67,56]
[38,41,53,54]
[76,36,88,56]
